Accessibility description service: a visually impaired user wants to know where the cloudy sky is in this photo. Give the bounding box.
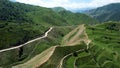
[10,0,120,10]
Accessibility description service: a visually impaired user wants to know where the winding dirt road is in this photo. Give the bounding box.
[0,27,53,53]
[57,49,85,68]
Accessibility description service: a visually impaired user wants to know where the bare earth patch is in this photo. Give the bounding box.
[12,46,56,68]
[62,24,91,46]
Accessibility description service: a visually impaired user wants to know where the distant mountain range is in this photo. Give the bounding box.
[53,3,120,22]
[84,3,120,22]
[71,8,94,13]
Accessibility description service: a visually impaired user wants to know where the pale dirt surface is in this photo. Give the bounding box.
[12,46,56,68]
[61,25,83,45]
[61,25,80,45]
[62,24,91,46]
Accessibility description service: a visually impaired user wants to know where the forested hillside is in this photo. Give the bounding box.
[52,7,66,12]
[0,0,98,49]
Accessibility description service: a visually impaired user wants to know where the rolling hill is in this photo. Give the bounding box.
[85,3,120,22]
[0,0,98,50]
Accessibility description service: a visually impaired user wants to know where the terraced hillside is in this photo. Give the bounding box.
[0,26,75,67]
[1,22,120,68]
[0,1,120,68]
[39,25,90,68]
[62,22,120,68]
[11,25,90,68]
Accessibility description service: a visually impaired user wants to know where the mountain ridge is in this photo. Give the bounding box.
[84,3,120,22]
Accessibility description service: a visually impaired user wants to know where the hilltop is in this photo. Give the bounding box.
[85,3,120,22]
[52,7,66,12]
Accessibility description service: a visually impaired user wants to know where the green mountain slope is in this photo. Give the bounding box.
[0,0,98,49]
[52,7,66,12]
[58,10,99,25]
[85,3,120,22]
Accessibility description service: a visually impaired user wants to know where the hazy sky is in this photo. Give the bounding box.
[11,0,120,10]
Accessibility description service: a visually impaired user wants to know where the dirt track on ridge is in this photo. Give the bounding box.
[0,27,53,53]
